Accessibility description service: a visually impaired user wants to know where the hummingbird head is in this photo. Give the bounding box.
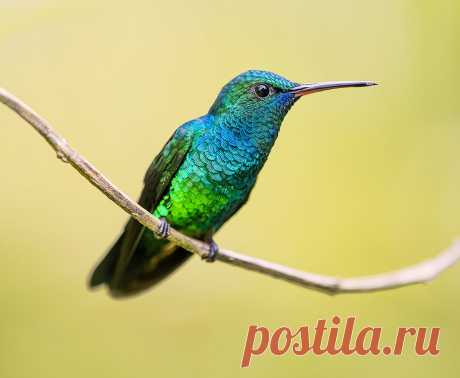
[209,70,376,130]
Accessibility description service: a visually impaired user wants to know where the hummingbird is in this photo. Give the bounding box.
[89,70,375,297]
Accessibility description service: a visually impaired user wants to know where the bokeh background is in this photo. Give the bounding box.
[1,0,459,377]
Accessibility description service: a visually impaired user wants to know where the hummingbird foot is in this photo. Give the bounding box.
[203,239,219,263]
[157,217,170,239]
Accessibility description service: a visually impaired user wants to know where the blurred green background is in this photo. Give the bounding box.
[1,0,459,377]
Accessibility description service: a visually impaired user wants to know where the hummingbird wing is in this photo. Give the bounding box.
[95,126,194,289]
[141,127,193,209]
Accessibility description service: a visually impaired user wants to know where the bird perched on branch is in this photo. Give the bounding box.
[89,70,375,297]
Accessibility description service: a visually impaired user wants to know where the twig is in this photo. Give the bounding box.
[1,87,459,295]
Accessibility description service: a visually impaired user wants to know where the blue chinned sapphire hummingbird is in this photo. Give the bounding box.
[89,70,376,297]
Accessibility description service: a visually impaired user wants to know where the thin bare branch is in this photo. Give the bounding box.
[1,87,459,295]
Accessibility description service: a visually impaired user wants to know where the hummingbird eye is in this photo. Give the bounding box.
[254,84,272,98]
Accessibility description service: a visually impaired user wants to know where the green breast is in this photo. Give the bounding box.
[153,150,250,238]
[153,120,272,238]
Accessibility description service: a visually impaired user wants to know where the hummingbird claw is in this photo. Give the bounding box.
[157,218,170,239]
[204,239,219,263]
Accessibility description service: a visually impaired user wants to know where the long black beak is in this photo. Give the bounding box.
[289,81,377,97]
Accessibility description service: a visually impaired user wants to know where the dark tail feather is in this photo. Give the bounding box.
[89,228,192,297]
[89,234,124,288]
[111,245,192,297]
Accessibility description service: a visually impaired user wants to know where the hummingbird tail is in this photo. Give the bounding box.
[88,234,123,288]
[89,225,192,297]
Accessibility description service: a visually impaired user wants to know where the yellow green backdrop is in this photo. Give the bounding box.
[0,1,459,377]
